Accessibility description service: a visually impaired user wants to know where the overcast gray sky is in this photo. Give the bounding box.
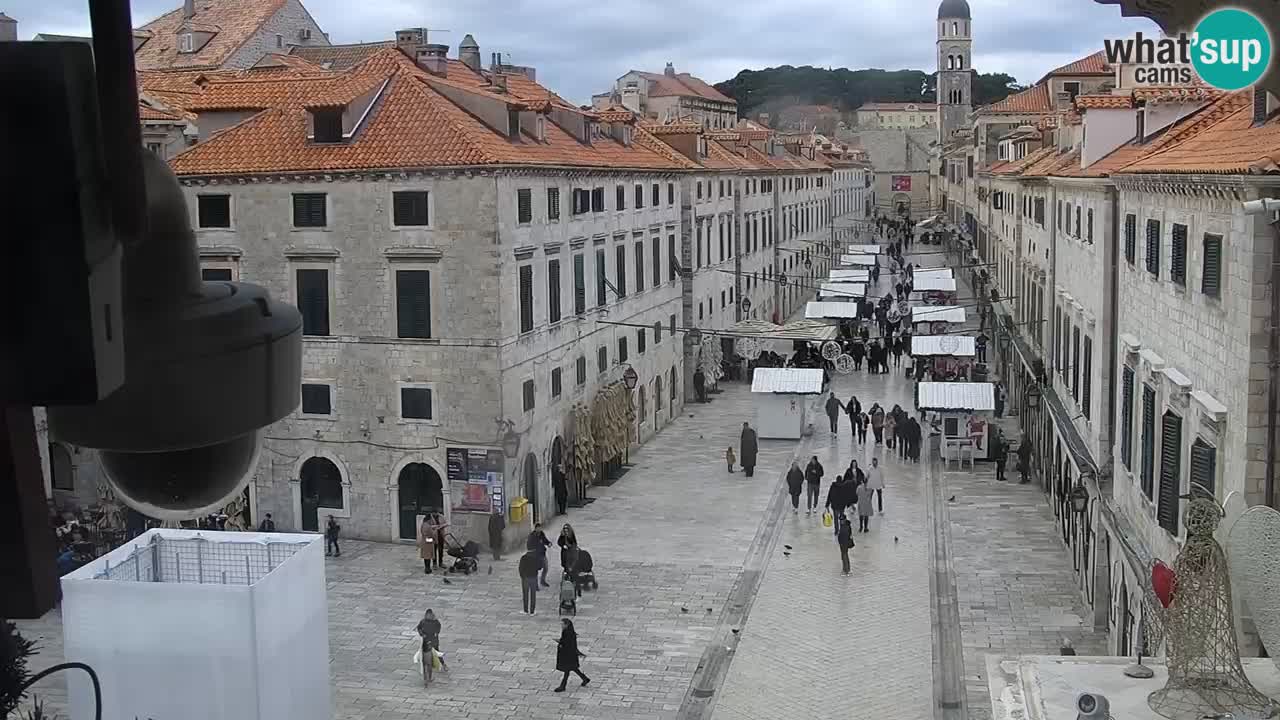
[9,0,1156,103]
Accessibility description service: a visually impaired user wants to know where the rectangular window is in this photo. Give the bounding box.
[668,235,677,281]
[202,267,233,281]
[719,180,724,198]
[635,184,644,209]
[668,182,675,205]
[547,259,561,323]
[1202,233,1223,297]
[197,194,232,228]
[1146,219,1161,277]
[573,254,586,315]
[591,187,605,213]
[1121,366,1134,469]
[1053,308,1062,376]
[1034,197,1045,226]
[572,188,590,215]
[596,249,607,306]
[547,187,560,220]
[616,185,626,211]
[1141,384,1156,499]
[551,368,562,398]
[576,357,587,386]
[618,337,628,362]
[637,328,646,354]
[1171,223,1187,286]
[719,222,725,262]
[1086,208,1094,243]
[518,264,534,333]
[522,379,535,412]
[669,314,676,336]
[395,269,432,339]
[652,183,660,207]
[1190,438,1217,496]
[651,238,660,289]
[1158,412,1183,535]
[296,268,330,336]
[597,346,607,374]
[516,188,532,223]
[697,181,702,200]
[696,223,703,267]
[393,191,429,226]
[300,383,332,415]
[654,321,663,344]
[401,387,433,420]
[615,244,627,297]
[1071,326,1080,400]
[292,193,327,227]
[634,242,645,292]
[1082,335,1093,420]
[1124,214,1136,264]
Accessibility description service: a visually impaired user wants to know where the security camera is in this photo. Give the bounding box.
[47,151,302,520]
[1075,692,1110,720]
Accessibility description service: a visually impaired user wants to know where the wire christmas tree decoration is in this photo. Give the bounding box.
[1143,484,1280,720]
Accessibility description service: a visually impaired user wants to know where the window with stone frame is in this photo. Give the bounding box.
[572,188,590,215]
[301,383,332,415]
[1086,208,1094,244]
[198,194,232,228]
[1082,335,1092,419]
[401,387,433,420]
[1120,365,1134,469]
[1158,410,1183,535]
[652,183,660,207]
[547,259,561,323]
[1145,219,1161,277]
[1124,214,1136,264]
[597,346,607,374]
[518,264,535,333]
[551,367,562,399]
[634,184,644,209]
[292,193,327,227]
[522,379,535,412]
[1190,437,1216,495]
[576,356,587,386]
[395,269,432,339]
[1140,384,1156,499]
[296,268,330,336]
[668,182,675,205]
[516,189,532,224]
[634,241,645,292]
[1202,233,1223,298]
[615,185,626,211]
[668,235,677,282]
[1170,223,1188,286]
[1074,205,1081,238]
[547,187,560,221]
[618,336,628,362]
[637,327,646,354]
[591,187,605,213]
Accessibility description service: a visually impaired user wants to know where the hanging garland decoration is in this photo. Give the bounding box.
[737,337,763,361]
[590,382,633,465]
[570,403,596,486]
[821,340,843,360]
[834,354,855,374]
[700,334,724,381]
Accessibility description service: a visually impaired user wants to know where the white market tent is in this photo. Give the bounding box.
[913,267,954,280]
[917,381,995,411]
[846,244,882,254]
[751,368,825,439]
[818,282,866,300]
[723,318,839,346]
[840,254,877,266]
[912,305,966,324]
[911,275,958,292]
[806,301,860,319]
[828,269,870,282]
[911,335,977,357]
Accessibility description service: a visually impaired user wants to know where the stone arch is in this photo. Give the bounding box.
[290,450,350,533]
[298,456,344,532]
[49,442,75,492]
[391,457,446,541]
[521,452,540,523]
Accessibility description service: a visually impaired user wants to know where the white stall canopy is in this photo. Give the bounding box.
[806,301,861,319]
[840,254,877,266]
[911,275,958,292]
[913,267,954,280]
[912,305,966,324]
[911,335,977,357]
[846,244,882,254]
[819,282,866,300]
[752,368,825,394]
[917,381,995,411]
[828,269,870,282]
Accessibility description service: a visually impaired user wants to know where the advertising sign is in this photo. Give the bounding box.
[891,175,912,192]
[447,447,505,512]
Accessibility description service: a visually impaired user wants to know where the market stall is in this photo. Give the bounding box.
[910,274,958,304]
[847,244,882,254]
[917,381,997,463]
[751,368,825,439]
[828,269,870,282]
[911,305,965,333]
[818,281,866,301]
[806,301,860,320]
[839,254,877,267]
[911,335,977,380]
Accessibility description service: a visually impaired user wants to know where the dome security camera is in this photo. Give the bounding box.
[48,151,302,520]
[1075,692,1110,720]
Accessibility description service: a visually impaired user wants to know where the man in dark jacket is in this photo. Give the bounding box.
[325,516,341,557]
[994,434,1008,482]
[1017,436,1033,484]
[804,456,824,515]
[824,393,843,435]
[518,551,541,614]
[527,523,552,587]
[825,476,853,539]
[837,514,855,575]
[488,511,506,560]
[906,417,923,463]
[786,461,805,513]
[740,423,759,477]
[693,368,707,403]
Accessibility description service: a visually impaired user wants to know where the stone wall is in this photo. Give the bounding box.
[224,0,329,69]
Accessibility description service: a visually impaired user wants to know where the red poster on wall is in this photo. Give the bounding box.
[892,175,912,192]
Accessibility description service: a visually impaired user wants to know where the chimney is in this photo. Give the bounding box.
[1254,86,1273,125]
[0,13,16,42]
[459,33,481,72]
[415,43,449,76]
[493,73,508,93]
[183,0,194,20]
[395,28,425,55]
[664,62,675,77]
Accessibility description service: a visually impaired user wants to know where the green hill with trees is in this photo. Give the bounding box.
[714,66,1022,120]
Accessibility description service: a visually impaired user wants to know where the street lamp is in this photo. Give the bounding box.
[1069,482,1089,514]
[1026,383,1042,410]
[499,419,521,459]
[622,365,639,390]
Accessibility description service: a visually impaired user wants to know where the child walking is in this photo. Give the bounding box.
[725,446,736,473]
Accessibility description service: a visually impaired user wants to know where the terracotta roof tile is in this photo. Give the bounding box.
[289,42,394,70]
[1075,94,1133,110]
[133,0,288,70]
[640,122,702,136]
[983,84,1052,114]
[139,103,185,121]
[991,145,1057,176]
[1131,85,1222,105]
[1037,50,1110,84]
[636,71,736,104]
[1117,91,1280,174]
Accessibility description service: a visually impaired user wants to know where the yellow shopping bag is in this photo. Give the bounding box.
[431,648,444,671]
[822,511,833,528]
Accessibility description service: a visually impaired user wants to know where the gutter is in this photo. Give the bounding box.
[1105,183,1120,485]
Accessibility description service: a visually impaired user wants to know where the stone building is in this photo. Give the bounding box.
[853,102,937,130]
[935,0,973,144]
[851,128,934,216]
[132,0,329,71]
[593,64,738,130]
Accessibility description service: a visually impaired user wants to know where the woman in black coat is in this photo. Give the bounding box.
[554,619,591,691]
[739,423,759,477]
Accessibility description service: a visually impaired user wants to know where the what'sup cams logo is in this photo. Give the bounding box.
[1103,8,1273,91]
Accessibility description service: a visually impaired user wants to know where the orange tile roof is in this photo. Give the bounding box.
[983,84,1052,114]
[990,145,1057,176]
[139,103,185,121]
[1116,90,1280,174]
[1075,94,1133,110]
[246,52,330,76]
[1037,50,1110,84]
[169,47,694,176]
[640,122,702,136]
[636,71,736,104]
[290,42,393,70]
[133,0,289,70]
[1131,86,1222,105]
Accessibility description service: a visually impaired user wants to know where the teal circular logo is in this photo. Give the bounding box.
[1191,8,1272,91]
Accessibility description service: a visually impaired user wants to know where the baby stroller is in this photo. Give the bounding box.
[444,534,479,575]
[574,548,599,593]
[558,572,577,616]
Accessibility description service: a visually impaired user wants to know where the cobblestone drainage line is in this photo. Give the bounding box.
[925,436,969,720]
[676,444,803,720]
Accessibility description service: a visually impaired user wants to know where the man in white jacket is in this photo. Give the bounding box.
[866,458,885,514]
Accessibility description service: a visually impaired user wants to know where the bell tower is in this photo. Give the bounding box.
[936,0,973,145]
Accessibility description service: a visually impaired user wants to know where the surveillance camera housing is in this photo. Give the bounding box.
[1075,692,1110,719]
[48,151,302,520]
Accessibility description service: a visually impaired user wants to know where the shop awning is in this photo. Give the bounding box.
[911,276,958,292]
[912,305,966,324]
[806,301,860,319]
[913,267,954,280]
[819,282,866,300]
[912,335,976,357]
[724,319,785,337]
[828,269,870,282]
[846,244,882,254]
[839,254,877,266]
[918,382,995,411]
[781,319,840,341]
[722,318,838,342]
[918,214,942,229]
[751,368,825,395]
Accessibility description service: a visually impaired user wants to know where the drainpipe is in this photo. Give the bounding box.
[1105,184,1120,464]
[1242,194,1280,509]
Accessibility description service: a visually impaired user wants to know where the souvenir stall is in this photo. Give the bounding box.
[818,281,865,301]
[847,244,882,254]
[805,301,860,320]
[839,254,877,267]
[910,274,958,305]
[726,319,838,375]
[911,335,977,380]
[917,381,997,462]
[911,305,965,333]
[828,269,870,282]
[750,368,825,439]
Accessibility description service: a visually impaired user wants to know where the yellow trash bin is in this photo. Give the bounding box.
[509,497,529,524]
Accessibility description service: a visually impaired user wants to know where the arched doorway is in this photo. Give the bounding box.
[892,192,910,216]
[522,454,539,523]
[550,437,565,516]
[398,463,443,540]
[49,443,74,492]
[654,376,664,426]
[299,457,343,532]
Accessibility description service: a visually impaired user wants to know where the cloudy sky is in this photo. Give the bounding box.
[11,0,1156,103]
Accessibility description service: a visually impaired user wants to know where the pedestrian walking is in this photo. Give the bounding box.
[870,404,885,445]
[1017,436,1033,484]
[557,523,579,572]
[553,472,569,516]
[553,619,591,691]
[693,367,707,403]
[415,609,445,685]
[994,435,1008,482]
[786,461,804,513]
[907,416,923,463]
[740,422,759,477]
[857,412,869,444]
[426,511,448,571]
[884,412,897,450]
[804,456,824,514]
[489,510,506,560]
[867,458,885,513]
[856,479,874,533]
[825,474,854,539]
[845,395,862,439]
[837,513,855,575]
[519,550,541,614]
[418,516,437,574]
[994,382,1006,418]
[825,392,843,435]
[725,446,736,474]
[528,522,552,587]
[257,513,276,532]
[325,515,341,557]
